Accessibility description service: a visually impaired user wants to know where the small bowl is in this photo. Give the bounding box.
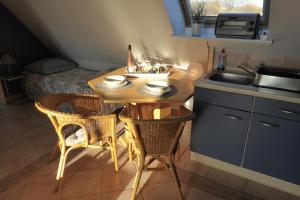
[145,80,170,93]
[104,75,126,87]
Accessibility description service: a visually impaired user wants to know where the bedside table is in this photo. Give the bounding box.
[0,75,25,104]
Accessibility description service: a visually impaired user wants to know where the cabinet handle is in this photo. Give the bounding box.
[279,108,298,115]
[257,121,280,128]
[224,113,243,120]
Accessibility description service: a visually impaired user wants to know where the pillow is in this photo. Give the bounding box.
[65,128,85,146]
[56,102,74,114]
[25,58,77,75]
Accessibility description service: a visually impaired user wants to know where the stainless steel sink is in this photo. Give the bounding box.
[254,67,300,92]
[208,71,254,85]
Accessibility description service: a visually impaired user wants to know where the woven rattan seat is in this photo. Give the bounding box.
[119,105,194,200]
[35,93,124,192]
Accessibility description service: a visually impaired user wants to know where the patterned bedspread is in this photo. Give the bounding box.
[23,68,122,112]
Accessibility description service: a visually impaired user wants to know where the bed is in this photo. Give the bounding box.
[23,60,122,113]
[23,68,97,100]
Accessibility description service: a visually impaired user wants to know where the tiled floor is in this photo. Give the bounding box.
[0,100,56,181]
[0,101,299,200]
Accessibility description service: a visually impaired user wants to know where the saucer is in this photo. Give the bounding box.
[139,85,175,97]
[143,86,171,95]
[96,80,132,89]
[145,80,170,93]
[103,75,126,87]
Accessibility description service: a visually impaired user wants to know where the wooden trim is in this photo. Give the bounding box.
[179,0,191,27]
[207,45,214,72]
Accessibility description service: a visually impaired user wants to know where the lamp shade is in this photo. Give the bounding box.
[0,54,16,65]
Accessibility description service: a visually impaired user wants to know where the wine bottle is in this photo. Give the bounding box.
[127,45,136,73]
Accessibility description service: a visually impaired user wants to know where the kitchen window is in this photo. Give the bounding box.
[180,0,270,27]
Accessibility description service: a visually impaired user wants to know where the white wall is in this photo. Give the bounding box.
[1,0,300,70]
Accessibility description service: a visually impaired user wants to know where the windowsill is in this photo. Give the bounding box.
[173,27,273,45]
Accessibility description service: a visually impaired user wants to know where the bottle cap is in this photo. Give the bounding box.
[128,45,131,50]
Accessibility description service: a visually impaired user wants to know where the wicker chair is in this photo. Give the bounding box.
[125,103,172,161]
[119,106,194,200]
[35,93,124,192]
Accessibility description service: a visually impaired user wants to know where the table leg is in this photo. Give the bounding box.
[135,103,172,119]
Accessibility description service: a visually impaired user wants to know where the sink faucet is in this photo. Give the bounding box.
[237,66,256,76]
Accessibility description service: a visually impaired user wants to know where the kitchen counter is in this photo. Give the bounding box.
[192,73,300,196]
[195,74,300,104]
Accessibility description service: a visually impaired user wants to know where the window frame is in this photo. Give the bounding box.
[181,0,271,27]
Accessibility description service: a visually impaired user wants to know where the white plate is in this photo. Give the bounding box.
[103,75,126,87]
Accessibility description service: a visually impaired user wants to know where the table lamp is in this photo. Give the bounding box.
[0,53,16,77]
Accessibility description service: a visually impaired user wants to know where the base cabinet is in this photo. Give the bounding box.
[243,114,300,184]
[191,87,300,185]
[191,103,250,166]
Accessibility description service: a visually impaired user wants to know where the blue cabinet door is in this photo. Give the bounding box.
[191,103,250,166]
[243,114,300,184]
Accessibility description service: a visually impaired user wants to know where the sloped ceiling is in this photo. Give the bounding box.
[1,0,300,70]
[1,0,209,70]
